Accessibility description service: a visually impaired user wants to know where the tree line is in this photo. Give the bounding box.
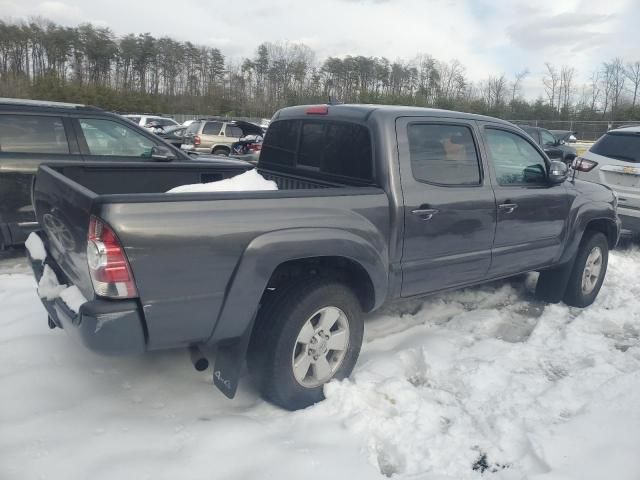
[1,18,639,121]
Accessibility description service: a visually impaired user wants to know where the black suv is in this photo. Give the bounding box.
[0,98,246,249]
[520,125,577,165]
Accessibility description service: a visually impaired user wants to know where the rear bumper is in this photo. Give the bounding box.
[619,207,640,235]
[29,253,147,355]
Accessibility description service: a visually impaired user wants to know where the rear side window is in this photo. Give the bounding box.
[185,121,201,135]
[202,121,222,135]
[225,125,244,138]
[591,133,640,163]
[0,115,69,154]
[261,119,373,181]
[408,124,480,185]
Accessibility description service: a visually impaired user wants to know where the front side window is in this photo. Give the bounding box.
[408,124,480,185]
[202,121,222,135]
[540,129,556,146]
[0,115,68,154]
[485,128,548,185]
[79,118,155,157]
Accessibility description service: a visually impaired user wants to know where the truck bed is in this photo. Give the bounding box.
[55,162,349,196]
[33,162,389,352]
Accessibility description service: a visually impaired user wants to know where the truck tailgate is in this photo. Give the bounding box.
[34,165,96,301]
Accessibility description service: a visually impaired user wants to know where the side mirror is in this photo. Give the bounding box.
[548,160,569,184]
[151,145,176,162]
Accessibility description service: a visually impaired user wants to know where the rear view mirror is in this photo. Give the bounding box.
[151,145,176,162]
[548,160,569,184]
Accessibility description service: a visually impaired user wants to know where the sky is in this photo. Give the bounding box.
[1,0,639,98]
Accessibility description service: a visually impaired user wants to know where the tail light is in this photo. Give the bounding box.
[249,143,262,152]
[194,135,201,146]
[87,216,137,299]
[572,156,598,172]
[305,105,328,115]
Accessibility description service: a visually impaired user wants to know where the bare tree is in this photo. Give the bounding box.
[510,69,529,104]
[625,61,640,108]
[559,65,575,115]
[542,62,559,109]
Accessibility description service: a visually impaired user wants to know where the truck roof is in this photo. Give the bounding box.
[274,103,514,127]
[0,97,103,112]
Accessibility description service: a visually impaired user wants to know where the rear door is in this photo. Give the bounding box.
[0,113,79,241]
[480,124,571,275]
[200,121,223,151]
[397,117,497,296]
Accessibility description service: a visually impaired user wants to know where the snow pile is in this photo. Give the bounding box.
[37,264,88,314]
[167,168,277,193]
[1,248,640,479]
[25,232,46,261]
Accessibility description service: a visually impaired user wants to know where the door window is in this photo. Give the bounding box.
[0,115,69,154]
[485,128,547,185]
[540,129,557,146]
[79,118,155,157]
[408,123,481,185]
[202,121,222,135]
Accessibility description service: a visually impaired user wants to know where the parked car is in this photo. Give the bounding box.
[181,118,264,155]
[0,98,247,249]
[153,124,187,148]
[230,134,263,164]
[28,104,619,410]
[574,125,640,236]
[520,125,577,165]
[123,114,179,130]
[550,129,577,143]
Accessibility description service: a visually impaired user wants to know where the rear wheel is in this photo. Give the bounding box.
[563,231,609,307]
[212,147,229,156]
[248,278,364,410]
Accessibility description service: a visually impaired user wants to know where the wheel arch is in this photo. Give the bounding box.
[206,228,388,345]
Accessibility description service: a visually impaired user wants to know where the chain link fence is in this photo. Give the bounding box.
[508,120,640,142]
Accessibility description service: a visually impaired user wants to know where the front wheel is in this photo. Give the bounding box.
[563,231,609,307]
[248,278,364,410]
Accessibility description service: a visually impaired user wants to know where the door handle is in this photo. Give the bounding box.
[411,208,439,220]
[498,203,518,214]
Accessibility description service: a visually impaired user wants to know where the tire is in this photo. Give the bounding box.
[563,231,609,307]
[212,147,229,156]
[248,278,364,410]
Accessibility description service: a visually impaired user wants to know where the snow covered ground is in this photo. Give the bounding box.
[1,247,639,480]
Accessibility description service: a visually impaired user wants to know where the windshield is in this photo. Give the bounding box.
[591,132,640,163]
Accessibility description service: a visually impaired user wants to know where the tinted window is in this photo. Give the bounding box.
[520,126,539,143]
[485,128,547,185]
[591,133,640,163]
[155,118,177,127]
[225,125,244,138]
[202,121,222,135]
[260,119,300,166]
[79,118,155,157]
[540,129,556,146]
[261,119,372,181]
[185,121,202,135]
[0,115,68,154]
[408,124,480,185]
[298,122,324,168]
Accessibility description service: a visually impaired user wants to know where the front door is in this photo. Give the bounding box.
[397,118,497,297]
[480,124,571,275]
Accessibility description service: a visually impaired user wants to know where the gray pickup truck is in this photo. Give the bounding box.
[28,104,620,410]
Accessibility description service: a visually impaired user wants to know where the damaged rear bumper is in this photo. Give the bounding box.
[29,253,147,355]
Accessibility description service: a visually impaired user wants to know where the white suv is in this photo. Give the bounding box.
[575,126,640,235]
[123,114,179,130]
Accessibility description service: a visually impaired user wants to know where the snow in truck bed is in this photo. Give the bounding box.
[1,247,639,480]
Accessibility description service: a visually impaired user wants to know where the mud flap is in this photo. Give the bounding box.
[213,315,256,399]
[535,258,575,304]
